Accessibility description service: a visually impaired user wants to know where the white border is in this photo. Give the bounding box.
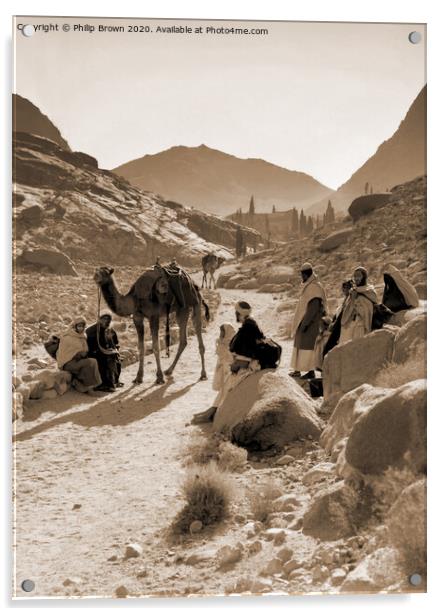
[2,1,444,614]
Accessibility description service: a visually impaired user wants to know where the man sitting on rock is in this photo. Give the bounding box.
[86,312,122,392]
[191,300,263,424]
[290,262,327,380]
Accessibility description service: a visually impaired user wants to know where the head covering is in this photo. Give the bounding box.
[353,266,368,285]
[301,262,313,272]
[71,316,87,330]
[235,300,252,317]
[383,264,419,308]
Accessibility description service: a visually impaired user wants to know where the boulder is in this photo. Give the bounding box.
[301,462,335,486]
[345,380,426,475]
[256,265,295,286]
[16,248,78,276]
[213,371,324,450]
[302,481,359,541]
[235,279,259,290]
[16,204,43,226]
[387,479,426,571]
[415,282,427,300]
[348,193,392,222]
[36,369,72,392]
[320,384,390,454]
[340,547,405,592]
[319,228,353,252]
[323,329,396,399]
[388,303,426,327]
[258,283,292,293]
[392,314,426,365]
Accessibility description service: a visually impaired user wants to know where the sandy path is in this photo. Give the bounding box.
[14,286,297,597]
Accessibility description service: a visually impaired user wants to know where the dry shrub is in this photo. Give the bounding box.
[218,441,248,472]
[248,479,282,523]
[184,433,221,466]
[373,344,426,389]
[172,462,234,534]
[184,434,247,472]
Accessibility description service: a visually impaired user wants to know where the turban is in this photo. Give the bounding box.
[301,262,313,272]
[235,300,252,317]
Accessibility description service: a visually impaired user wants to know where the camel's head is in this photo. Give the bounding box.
[217,257,226,268]
[94,266,114,286]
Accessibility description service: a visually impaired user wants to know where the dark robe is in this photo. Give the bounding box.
[382,274,410,313]
[294,297,324,351]
[86,323,121,388]
[229,317,264,359]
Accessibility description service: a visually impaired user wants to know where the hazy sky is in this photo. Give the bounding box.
[14,17,425,189]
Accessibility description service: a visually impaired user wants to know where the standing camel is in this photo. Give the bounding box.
[201,254,225,289]
[93,266,210,384]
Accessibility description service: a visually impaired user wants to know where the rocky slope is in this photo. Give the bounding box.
[308,86,426,216]
[13,132,261,269]
[113,144,332,216]
[13,93,71,151]
[219,175,427,311]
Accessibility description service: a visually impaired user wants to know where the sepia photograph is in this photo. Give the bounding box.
[12,14,426,599]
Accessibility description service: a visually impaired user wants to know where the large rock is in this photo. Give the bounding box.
[256,266,295,286]
[323,329,395,399]
[348,193,392,222]
[345,380,426,476]
[16,248,78,276]
[319,228,353,252]
[388,303,426,327]
[393,314,426,364]
[415,282,427,300]
[213,371,323,450]
[320,384,390,454]
[387,479,426,572]
[341,547,405,592]
[302,481,359,541]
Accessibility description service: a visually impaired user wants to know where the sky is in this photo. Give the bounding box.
[14,17,426,189]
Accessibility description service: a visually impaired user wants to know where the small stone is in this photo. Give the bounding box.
[136,569,148,578]
[62,577,81,586]
[277,547,293,562]
[264,528,286,543]
[331,568,347,586]
[234,514,246,524]
[248,540,263,555]
[261,558,282,576]
[283,559,300,575]
[312,564,330,582]
[115,585,129,598]
[288,517,303,531]
[276,455,294,466]
[124,543,143,559]
[107,555,118,562]
[72,504,81,510]
[189,520,203,534]
[217,545,243,567]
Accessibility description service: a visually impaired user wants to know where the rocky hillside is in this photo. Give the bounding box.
[13,132,261,270]
[113,144,332,216]
[13,94,71,151]
[218,175,426,311]
[308,86,426,216]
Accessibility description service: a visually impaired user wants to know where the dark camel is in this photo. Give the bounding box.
[93,266,209,384]
[201,253,225,289]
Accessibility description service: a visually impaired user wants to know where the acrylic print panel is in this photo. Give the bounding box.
[12,16,426,598]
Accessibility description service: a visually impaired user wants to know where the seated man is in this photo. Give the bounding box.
[382,264,420,312]
[86,312,122,392]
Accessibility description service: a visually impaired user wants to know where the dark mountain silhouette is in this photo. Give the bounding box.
[13,93,71,151]
[308,86,426,216]
[113,145,332,216]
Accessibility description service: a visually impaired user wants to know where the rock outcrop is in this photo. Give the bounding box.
[348,193,392,222]
[13,131,260,267]
[213,371,324,450]
[302,481,359,540]
[345,380,426,476]
[322,330,396,399]
[16,248,78,276]
[340,547,405,592]
[393,313,426,364]
[319,228,353,252]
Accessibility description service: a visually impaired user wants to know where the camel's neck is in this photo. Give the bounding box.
[100,277,135,317]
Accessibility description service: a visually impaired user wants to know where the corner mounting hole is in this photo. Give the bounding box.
[21,579,35,592]
[22,24,35,37]
[409,573,422,586]
[408,31,421,44]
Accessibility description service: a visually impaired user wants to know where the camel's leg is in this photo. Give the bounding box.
[192,304,207,380]
[210,269,216,289]
[150,315,164,384]
[164,308,189,376]
[133,313,145,383]
[201,271,206,289]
